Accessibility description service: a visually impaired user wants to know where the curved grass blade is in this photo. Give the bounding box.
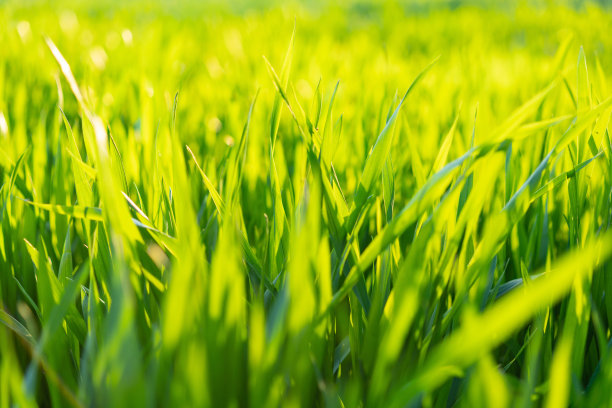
[387,232,612,406]
[348,56,440,230]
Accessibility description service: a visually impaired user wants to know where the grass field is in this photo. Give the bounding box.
[1,0,612,406]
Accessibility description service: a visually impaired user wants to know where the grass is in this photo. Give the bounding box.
[1,0,612,406]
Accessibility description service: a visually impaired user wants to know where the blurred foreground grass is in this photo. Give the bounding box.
[1,1,612,406]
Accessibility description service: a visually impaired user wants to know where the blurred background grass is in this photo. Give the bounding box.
[2,0,611,192]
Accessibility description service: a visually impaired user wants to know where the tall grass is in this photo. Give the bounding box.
[1,1,612,406]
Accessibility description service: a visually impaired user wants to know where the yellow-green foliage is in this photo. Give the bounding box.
[1,1,612,407]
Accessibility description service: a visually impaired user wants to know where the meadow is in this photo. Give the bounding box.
[1,0,612,406]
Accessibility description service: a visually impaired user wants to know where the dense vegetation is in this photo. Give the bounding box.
[1,1,612,406]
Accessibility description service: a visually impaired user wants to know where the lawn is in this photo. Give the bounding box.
[1,0,612,406]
